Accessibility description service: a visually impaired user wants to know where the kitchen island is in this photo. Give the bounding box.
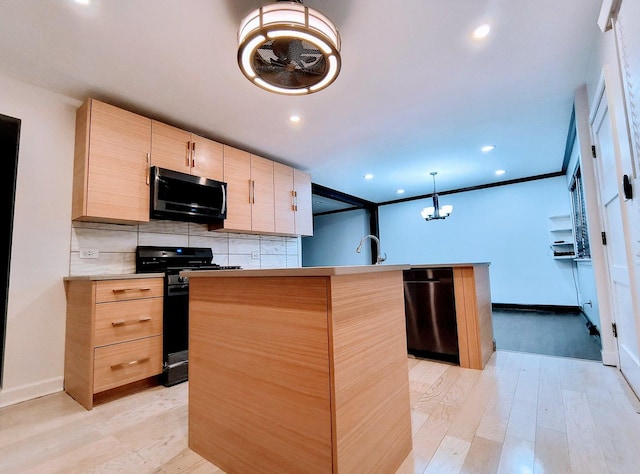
[185,265,412,474]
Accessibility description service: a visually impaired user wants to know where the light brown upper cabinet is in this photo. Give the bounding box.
[250,154,276,233]
[72,98,151,224]
[214,145,274,233]
[151,121,223,181]
[274,163,313,236]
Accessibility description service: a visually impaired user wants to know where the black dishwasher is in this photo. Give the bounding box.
[403,268,459,363]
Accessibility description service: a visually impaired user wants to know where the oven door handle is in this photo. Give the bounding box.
[165,360,189,370]
[166,285,189,296]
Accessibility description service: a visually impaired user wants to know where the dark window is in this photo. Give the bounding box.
[570,167,590,258]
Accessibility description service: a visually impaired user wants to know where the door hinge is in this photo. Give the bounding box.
[592,145,597,158]
[601,231,607,245]
[612,322,618,338]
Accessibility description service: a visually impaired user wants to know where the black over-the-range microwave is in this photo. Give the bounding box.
[150,166,227,224]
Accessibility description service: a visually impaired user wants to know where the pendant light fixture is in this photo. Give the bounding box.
[421,172,453,221]
[237,0,341,95]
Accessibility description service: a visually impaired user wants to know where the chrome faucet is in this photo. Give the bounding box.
[356,234,387,264]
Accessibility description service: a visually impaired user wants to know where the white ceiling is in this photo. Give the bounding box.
[0,0,603,205]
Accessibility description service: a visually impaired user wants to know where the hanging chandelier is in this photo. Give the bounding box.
[421,172,453,221]
[237,0,341,95]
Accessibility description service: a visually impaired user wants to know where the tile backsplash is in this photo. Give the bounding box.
[70,220,302,276]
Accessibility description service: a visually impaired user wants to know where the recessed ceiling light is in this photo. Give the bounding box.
[74,0,90,4]
[481,145,496,153]
[397,189,405,194]
[472,24,491,40]
[495,169,506,176]
[364,174,374,180]
[289,115,301,123]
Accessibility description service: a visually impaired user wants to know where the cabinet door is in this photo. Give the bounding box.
[191,134,224,181]
[250,154,275,233]
[151,120,192,174]
[78,99,151,223]
[293,169,313,236]
[223,145,252,231]
[274,162,296,235]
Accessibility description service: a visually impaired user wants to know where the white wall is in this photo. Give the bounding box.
[0,74,79,407]
[302,208,371,267]
[378,177,579,306]
[0,75,304,408]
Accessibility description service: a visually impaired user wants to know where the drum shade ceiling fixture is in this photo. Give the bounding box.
[237,0,341,95]
[421,172,453,221]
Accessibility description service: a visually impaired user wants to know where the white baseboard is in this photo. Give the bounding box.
[0,376,64,408]
[601,350,618,367]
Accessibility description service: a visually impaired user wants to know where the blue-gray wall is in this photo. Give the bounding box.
[302,208,371,267]
[303,176,580,306]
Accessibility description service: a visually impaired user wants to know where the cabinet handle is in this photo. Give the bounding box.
[186,141,191,167]
[111,316,152,327]
[112,287,151,293]
[146,153,150,185]
[192,142,196,167]
[249,179,255,204]
[294,190,298,211]
[291,190,296,211]
[110,357,150,369]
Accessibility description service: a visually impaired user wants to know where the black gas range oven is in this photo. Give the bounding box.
[135,246,240,386]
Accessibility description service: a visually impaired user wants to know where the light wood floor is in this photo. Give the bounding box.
[2,351,640,473]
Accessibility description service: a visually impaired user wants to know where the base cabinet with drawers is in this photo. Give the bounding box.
[64,276,164,410]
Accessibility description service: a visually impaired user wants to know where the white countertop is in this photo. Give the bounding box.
[63,263,490,281]
[63,273,164,281]
[182,264,410,278]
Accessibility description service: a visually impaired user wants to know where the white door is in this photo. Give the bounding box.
[592,86,640,396]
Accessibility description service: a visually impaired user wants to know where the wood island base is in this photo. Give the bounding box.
[187,265,412,474]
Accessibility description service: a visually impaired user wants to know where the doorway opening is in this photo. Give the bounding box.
[0,113,20,387]
[492,306,602,360]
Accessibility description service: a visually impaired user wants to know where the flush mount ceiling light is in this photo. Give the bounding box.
[421,172,453,221]
[237,0,341,95]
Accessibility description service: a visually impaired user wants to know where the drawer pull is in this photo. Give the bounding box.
[110,357,150,369]
[111,316,152,327]
[112,287,151,293]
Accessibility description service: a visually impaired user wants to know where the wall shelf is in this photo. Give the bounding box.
[549,215,575,259]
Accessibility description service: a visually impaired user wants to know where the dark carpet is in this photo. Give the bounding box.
[492,309,602,361]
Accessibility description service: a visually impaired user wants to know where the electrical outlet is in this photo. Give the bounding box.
[79,248,99,259]
[251,251,260,259]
